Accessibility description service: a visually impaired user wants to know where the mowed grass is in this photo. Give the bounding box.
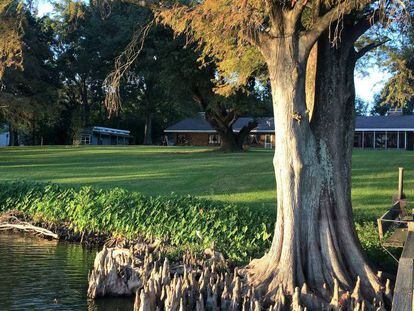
[0,145,413,221]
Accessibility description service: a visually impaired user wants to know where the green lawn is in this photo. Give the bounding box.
[0,145,413,221]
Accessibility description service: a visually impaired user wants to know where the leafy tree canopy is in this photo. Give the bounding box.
[0,0,24,80]
[0,4,58,132]
[139,0,402,95]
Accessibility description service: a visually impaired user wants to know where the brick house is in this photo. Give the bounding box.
[164,115,275,148]
[166,111,414,150]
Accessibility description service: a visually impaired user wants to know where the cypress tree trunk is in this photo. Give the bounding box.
[247,29,381,302]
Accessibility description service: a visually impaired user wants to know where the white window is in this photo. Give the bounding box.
[80,134,91,145]
[208,134,221,145]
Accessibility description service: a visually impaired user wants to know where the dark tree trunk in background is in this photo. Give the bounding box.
[206,111,258,152]
[192,89,258,152]
[31,117,36,145]
[8,123,18,146]
[81,78,90,126]
[143,109,153,145]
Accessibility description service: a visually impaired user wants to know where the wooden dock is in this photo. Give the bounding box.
[376,168,414,310]
[392,231,414,311]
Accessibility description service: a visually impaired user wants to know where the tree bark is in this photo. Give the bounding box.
[8,123,18,146]
[143,109,153,145]
[247,30,381,304]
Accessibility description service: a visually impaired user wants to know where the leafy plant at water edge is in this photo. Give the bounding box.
[0,182,273,263]
[0,181,391,268]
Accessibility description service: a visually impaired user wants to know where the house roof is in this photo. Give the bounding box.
[83,126,132,137]
[165,117,216,133]
[355,115,414,130]
[165,116,275,133]
[166,115,414,134]
[92,126,131,136]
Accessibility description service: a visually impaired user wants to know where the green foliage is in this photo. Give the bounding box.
[381,58,414,108]
[376,21,414,109]
[371,92,414,116]
[0,181,273,263]
[0,179,396,271]
[355,222,399,273]
[0,0,24,79]
[0,4,59,142]
[355,97,369,116]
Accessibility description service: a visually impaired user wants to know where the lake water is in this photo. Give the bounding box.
[0,234,134,310]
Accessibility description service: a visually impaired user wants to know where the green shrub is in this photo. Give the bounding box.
[356,222,399,274]
[0,182,394,269]
[0,182,273,263]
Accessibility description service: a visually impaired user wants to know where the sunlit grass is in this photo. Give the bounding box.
[1,146,413,221]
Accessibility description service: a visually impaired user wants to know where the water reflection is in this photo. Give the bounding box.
[0,234,134,310]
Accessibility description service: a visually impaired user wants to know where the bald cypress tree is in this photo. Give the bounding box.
[124,0,405,302]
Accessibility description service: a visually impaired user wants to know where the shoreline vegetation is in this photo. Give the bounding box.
[0,181,273,263]
[0,181,399,272]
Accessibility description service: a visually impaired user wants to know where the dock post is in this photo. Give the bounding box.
[398,167,404,200]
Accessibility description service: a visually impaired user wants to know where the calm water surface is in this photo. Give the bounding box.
[0,234,134,310]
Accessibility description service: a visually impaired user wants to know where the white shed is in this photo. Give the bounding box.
[0,127,9,147]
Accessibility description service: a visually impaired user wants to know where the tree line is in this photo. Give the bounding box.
[0,0,272,149]
[2,1,413,150]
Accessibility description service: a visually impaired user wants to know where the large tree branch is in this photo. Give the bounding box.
[191,86,209,111]
[223,108,238,126]
[355,39,389,59]
[300,0,371,55]
[346,9,383,43]
[291,0,310,24]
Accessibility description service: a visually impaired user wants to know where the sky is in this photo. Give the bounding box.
[37,0,53,16]
[37,2,389,105]
[355,67,390,103]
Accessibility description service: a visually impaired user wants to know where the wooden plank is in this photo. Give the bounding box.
[384,228,408,248]
[378,202,401,239]
[392,257,414,311]
[402,232,414,259]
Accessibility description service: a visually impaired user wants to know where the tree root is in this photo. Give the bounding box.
[88,245,393,310]
[246,253,392,310]
[88,246,142,297]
